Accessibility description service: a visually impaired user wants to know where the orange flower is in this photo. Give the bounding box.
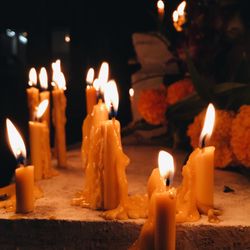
[137,87,168,125]
[187,109,235,168]
[166,78,195,105]
[231,105,250,167]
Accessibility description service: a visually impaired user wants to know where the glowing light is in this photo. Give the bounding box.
[65,35,71,43]
[18,35,28,44]
[6,29,15,37]
[157,0,165,10]
[172,10,179,22]
[6,119,27,160]
[158,150,174,181]
[98,62,109,93]
[36,100,49,119]
[86,68,95,85]
[177,1,186,16]
[199,103,216,147]
[28,68,37,87]
[104,80,119,114]
[129,88,134,97]
[39,67,48,90]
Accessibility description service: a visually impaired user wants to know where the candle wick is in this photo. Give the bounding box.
[109,104,116,119]
[17,153,26,166]
[165,177,170,187]
[200,134,207,148]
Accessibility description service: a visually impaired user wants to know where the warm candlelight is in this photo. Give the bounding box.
[27,68,39,121]
[52,60,67,168]
[129,88,134,120]
[195,103,215,212]
[29,100,52,180]
[172,10,178,23]
[157,0,165,22]
[39,67,50,128]
[177,1,186,16]
[97,62,109,98]
[155,150,176,250]
[6,119,34,213]
[85,67,97,114]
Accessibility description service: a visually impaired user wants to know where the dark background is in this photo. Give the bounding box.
[0,0,182,186]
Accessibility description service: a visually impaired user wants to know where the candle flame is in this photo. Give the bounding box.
[199,103,215,146]
[172,10,179,22]
[28,68,37,86]
[129,88,134,97]
[39,67,48,89]
[36,100,49,119]
[158,150,174,181]
[98,62,109,93]
[177,1,186,16]
[6,119,27,160]
[157,0,164,10]
[86,68,95,85]
[104,80,119,114]
[51,60,66,90]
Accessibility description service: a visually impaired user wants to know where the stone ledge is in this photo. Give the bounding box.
[0,146,250,249]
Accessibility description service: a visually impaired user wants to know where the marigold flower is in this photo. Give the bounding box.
[231,105,250,167]
[187,109,235,168]
[137,87,168,125]
[166,78,195,105]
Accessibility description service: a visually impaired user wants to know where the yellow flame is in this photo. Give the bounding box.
[158,150,174,180]
[52,59,61,83]
[86,68,95,84]
[104,80,119,113]
[199,103,215,145]
[36,100,49,119]
[6,119,27,159]
[177,1,186,16]
[157,0,164,10]
[129,88,134,97]
[28,67,37,86]
[173,10,179,22]
[39,67,48,89]
[98,62,109,93]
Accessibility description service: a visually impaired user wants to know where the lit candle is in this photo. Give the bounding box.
[132,151,176,250]
[157,0,165,23]
[52,60,67,168]
[39,67,50,129]
[85,67,96,114]
[27,68,39,121]
[129,88,134,120]
[195,103,215,213]
[101,80,128,210]
[154,151,176,250]
[6,119,34,213]
[96,61,109,100]
[29,100,53,180]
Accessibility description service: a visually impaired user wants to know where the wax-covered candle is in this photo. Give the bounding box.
[52,60,67,168]
[29,100,52,180]
[6,119,34,213]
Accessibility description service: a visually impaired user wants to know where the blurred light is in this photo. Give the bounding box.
[65,35,70,43]
[6,29,15,38]
[19,35,28,44]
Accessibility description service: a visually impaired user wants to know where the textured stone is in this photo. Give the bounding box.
[0,145,250,249]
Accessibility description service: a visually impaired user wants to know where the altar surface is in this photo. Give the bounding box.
[0,145,250,250]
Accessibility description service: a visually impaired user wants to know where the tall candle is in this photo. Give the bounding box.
[194,103,215,212]
[6,119,34,213]
[29,100,52,180]
[52,61,67,168]
[85,68,97,114]
[26,68,39,121]
[154,151,176,250]
[39,67,50,129]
